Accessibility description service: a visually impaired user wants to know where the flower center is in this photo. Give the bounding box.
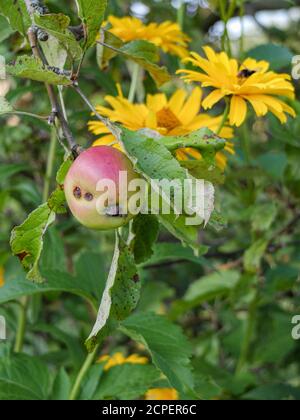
[156,107,181,131]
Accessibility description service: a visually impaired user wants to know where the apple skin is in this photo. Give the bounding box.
[64,146,139,230]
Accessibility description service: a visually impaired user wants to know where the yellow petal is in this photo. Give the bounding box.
[229,96,247,127]
[168,89,187,115]
[178,87,202,125]
[147,93,168,112]
[145,388,179,401]
[202,89,225,109]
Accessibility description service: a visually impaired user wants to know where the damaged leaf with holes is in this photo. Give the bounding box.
[76,0,108,49]
[86,234,140,351]
[10,160,68,282]
[6,55,72,85]
[10,204,56,283]
[120,127,218,230]
[34,13,83,62]
[0,0,31,36]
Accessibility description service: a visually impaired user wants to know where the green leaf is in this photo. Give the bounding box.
[161,128,226,164]
[208,210,227,232]
[120,313,194,394]
[80,364,104,400]
[0,353,50,400]
[180,160,225,184]
[76,0,108,49]
[144,242,208,267]
[183,270,240,306]
[118,40,170,87]
[253,310,296,365]
[251,203,278,232]
[0,163,28,183]
[34,13,83,62]
[158,212,202,252]
[56,154,73,185]
[94,363,160,400]
[10,203,56,282]
[171,270,240,318]
[10,186,66,282]
[132,214,160,264]
[99,37,171,86]
[48,188,67,214]
[33,323,85,368]
[0,15,14,42]
[86,234,140,352]
[138,281,175,312]
[0,96,13,115]
[0,0,31,36]
[41,227,67,272]
[244,239,269,273]
[75,251,107,301]
[6,55,72,86]
[120,128,215,229]
[51,368,71,401]
[40,35,68,70]
[247,43,293,71]
[97,29,123,69]
[0,256,101,306]
[256,151,287,180]
[242,384,300,401]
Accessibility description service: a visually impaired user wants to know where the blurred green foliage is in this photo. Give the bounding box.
[0,0,300,400]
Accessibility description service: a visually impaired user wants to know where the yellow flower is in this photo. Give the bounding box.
[106,16,190,59]
[145,388,179,400]
[177,46,296,127]
[88,87,234,169]
[98,352,148,371]
[0,267,4,288]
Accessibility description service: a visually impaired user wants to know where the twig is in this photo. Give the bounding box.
[97,40,122,55]
[73,85,121,139]
[69,25,85,41]
[24,0,78,153]
[43,127,57,202]
[1,110,49,121]
[27,28,77,151]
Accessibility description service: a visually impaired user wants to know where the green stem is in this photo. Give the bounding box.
[43,127,57,202]
[239,0,245,56]
[2,111,48,121]
[241,121,251,163]
[58,86,68,122]
[219,0,233,56]
[69,344,100,400]
[216,100,230,135]
[177,0,185,30]
[128,63,140,103]
[236,292,258,374]
[14,296,29,353]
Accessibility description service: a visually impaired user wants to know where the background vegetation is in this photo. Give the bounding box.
[0,0,300,400]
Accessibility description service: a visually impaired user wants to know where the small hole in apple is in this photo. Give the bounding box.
[73,186,82,199]
[84,192,94,201]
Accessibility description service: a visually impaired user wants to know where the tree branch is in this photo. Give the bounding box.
[24,0,78,153]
